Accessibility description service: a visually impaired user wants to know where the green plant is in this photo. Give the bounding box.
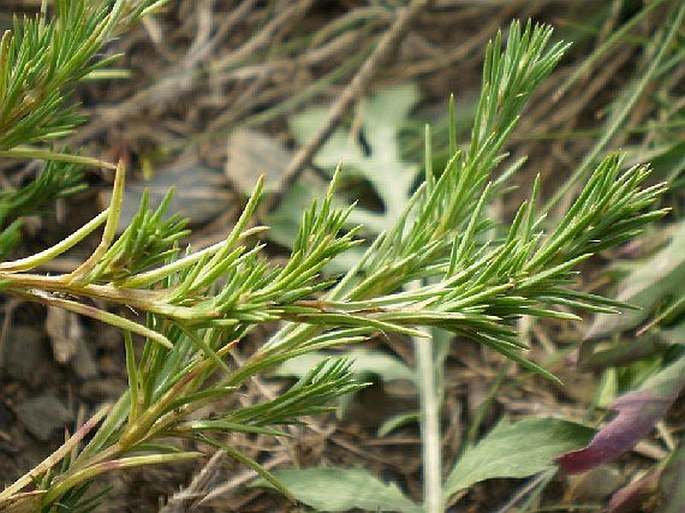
[262,4,685,508]
[0,4,670,513]
[0,0,165,260]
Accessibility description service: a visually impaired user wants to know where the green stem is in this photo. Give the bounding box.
[409,281,443,513]
[67,159,126,284]
[16,288,174,349]
[42,452,203,506]
[0,273,206,320]
[0,210,109,272]
[0,147,117,169]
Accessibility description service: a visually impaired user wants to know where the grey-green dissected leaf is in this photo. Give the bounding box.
[288,83,421,235]
[443,418,594,499]
[254,467,421,513]
[269,84,421,271]
[586,220,685,339]
[272,348,415,382]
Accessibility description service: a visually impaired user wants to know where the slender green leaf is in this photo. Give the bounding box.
[255,467,422,513]
[443,418,594,499]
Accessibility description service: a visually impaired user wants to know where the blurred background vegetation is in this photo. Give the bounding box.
[0,1,683,511]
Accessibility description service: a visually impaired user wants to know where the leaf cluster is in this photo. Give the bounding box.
[0,0,170,260]
[0,0,163,149]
